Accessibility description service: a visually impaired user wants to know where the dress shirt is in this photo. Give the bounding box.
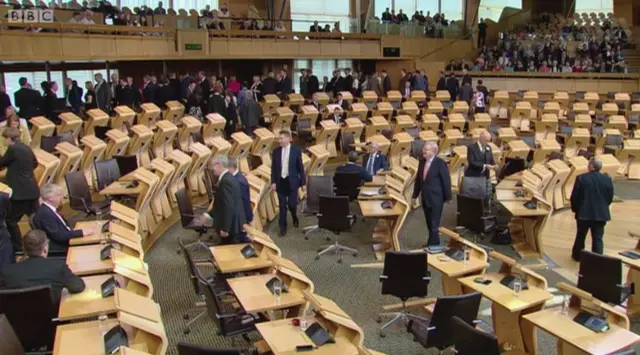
[423,157,433,180]
[44,202,70,231]
[281,144,290,178]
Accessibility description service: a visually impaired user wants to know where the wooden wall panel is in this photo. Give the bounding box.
[474,77,639,93]
[375,60,416,91]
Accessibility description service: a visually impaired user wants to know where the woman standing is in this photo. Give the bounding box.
[224,90,238,139]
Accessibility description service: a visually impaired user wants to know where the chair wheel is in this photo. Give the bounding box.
[337,259,343,264]
[315,256,320,260]
[352,253,358,257]
[326,237,331,241]
[176,249,181,254]
[183,328,190,334]
[376,316,382,323]
[304,236,309,240]
[379,331,386,338]
[183,314,189,320]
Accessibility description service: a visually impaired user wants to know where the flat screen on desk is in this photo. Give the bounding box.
[94,126,109,141]
[115,156,138,176]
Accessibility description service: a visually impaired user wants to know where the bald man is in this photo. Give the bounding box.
[362,141,389,177]
[465,130,496,202]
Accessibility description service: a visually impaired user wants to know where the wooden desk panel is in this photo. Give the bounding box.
[227,274,305,314]
[210,244,273,273]
[54,319,119,355]
[459,273,551,312]
[58,274,115,321]
[70,220,109,246]
[358,200,403,217]
[66,244,114,276]
[428,254,488,278]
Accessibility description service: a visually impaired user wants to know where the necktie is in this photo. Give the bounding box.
[367,155,375,175]
[423,160,431,180]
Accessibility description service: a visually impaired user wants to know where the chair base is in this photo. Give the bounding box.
[182,306,207,334]
[316,242,358,263]
[377,310,429,337]
[303,225,321,240]
[455,226,494,253]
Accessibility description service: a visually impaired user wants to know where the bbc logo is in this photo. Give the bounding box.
[8,9,54,23]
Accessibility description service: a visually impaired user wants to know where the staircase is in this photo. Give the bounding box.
[622,26,640,72]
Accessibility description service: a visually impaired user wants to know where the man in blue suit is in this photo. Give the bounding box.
[336,151,373,185]
[412,141,451,246]
[362,141,389,177]
[228,157,253,224]
[33,184,95,255]
[271,131,306,236]
[570,158,614,260]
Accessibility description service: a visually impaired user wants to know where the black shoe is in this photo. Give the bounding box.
[571,254,580,262]
[293,218,299,228]
[279,228,286,237]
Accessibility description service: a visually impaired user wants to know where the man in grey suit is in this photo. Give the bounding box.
[94,73,111,112]
[240,91,261,137]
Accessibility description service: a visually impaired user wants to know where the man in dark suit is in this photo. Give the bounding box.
[262,72,278,96]
[229,157,253,224]
[33,184,95,255]
[240,91,261,137]
[270,131,305,236]
[14,77,42,119]
[436,71,447,91]
[277,70,292,98]
[363,141,389,176]
[117,78,135,108]
[381,70,391,95]
[335,92,349,110]
[465,130,496,203]
[0,229,85,307]
[197,71,210,107]
[308,70,320,96]
[570,158,614,260]
[205,156,248,244]
[412,141,451,246]
[446,72,459,102]
[330,107,344,125]
[336,151,372,185]
[344,68,354,93]
[94,73,111,113]
[0,128,40,254]
[309,20,322,32]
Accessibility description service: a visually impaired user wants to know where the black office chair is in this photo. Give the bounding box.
[578,250,633,305]
[302,176,334,239]
[404,126,420,139]
[315,195,357,262]
[407,292,483,351]
[175,188,212,238]
[410,139,426,159]
[40,135,61,153]
[57,131,75,145]
[194,262,262,344]
[333,171,361,201]
[177,342,257,355]
[455,194,496,246]
[450,316,500,355]
[94,158,122,192]
[65,170,110,217]
[340,132,356,154]
[178,237,225,334]
[0,286,57,352]
[202,166,217,206]
[0,315,24,355]
[377,251,431,337]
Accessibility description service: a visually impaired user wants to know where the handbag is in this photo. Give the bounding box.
[459,176,487,199]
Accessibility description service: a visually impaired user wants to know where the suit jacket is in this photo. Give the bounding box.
[462,74,472,86]
[14,88,42,119]
[446,78,459,100]
[262,78,278,95]
[240,99,261,128]
[33,204,83,254]
[278,76,292,94]
[570,171,614,222]
[308,75,320,95]
[94,80,111,112]
[412,156,452,207]
[65,86,82,110]
[142,83,158,104]
[436,77,447,91]
[117,85,135,107]
[0,256,85,307]
[336,163,372,184]
[208,172,246,236]
[199,79,211,100]
[363,153,389,175]
[382,76,391,94]
[330,114,344,125]
[0,142,39,201]
[209,94,226,115]
[465,143,495,178]
[233,172,253,223]
[459,85,473,103]
[271,144,306,191]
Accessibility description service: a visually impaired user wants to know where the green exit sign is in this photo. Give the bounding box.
[185,43,202,51]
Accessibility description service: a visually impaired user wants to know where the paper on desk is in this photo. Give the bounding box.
[360,190,378,197]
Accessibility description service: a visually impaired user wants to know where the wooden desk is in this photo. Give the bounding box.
[256,317,359,355]
[70,220,109,246]
[210,244,273,274]
[459,272,552,354]
[499,199,552,260]
[227,274,306,314]
[58,274,115,321]
[66,244,114,276]
[99,179,145,196]
[363,175,385,187]
[53,318,119,355]
[358,192,409,260]
[524,307,640,355]
[495,189,531,202]
[607,240,640,317]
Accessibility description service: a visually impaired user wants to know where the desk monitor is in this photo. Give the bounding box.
[498,157,526,180]
[95,126,109,141]
[521,136,535,148]
[577,251,628,305]
[305,322,335,347]
[115,155,138,176]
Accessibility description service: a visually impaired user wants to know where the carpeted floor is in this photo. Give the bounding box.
[146,178,640,355]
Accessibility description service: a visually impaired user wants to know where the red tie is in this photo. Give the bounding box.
[423,160,431,180]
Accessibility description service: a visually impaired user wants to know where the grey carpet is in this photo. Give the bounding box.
[146,178,640,355]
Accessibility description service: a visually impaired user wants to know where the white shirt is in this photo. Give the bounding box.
[478,142,489,172]
[80,18,95,25]
[43,201,71,231]
[281,144,290,178]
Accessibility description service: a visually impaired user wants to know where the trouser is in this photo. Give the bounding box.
[277,178,298,230]
[572,219,606,256]
[7,199,38,253]
[485,175,493,207]
[475,106,486,113]
[478,33,486,48]
[422,201,443,246]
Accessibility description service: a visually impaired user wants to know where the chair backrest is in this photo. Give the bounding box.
[341,132,355,154]
[175,188,195,227]
[0,314,24,355]
[177,342,243,355]
[411,139,426,159]
[605,134,623,147]
[451,316,500,355]
[114,155,138,176]
[333,171,361,200]
[40,135,61,153]
[191,131,204,145]
[0,285,56,352]
[578,250,623,304]
[58,131,75,145]
[456,194,487,233]
[318,195,351,232]
[64,170,92,212]
[178,237,203,296]
[304,176,334,214]
[193,265,224,333]
[381,251,429,299]
[94,158,121,191]
[427,292,483,349]
[520,136,535,148]
[404,127,420,139]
